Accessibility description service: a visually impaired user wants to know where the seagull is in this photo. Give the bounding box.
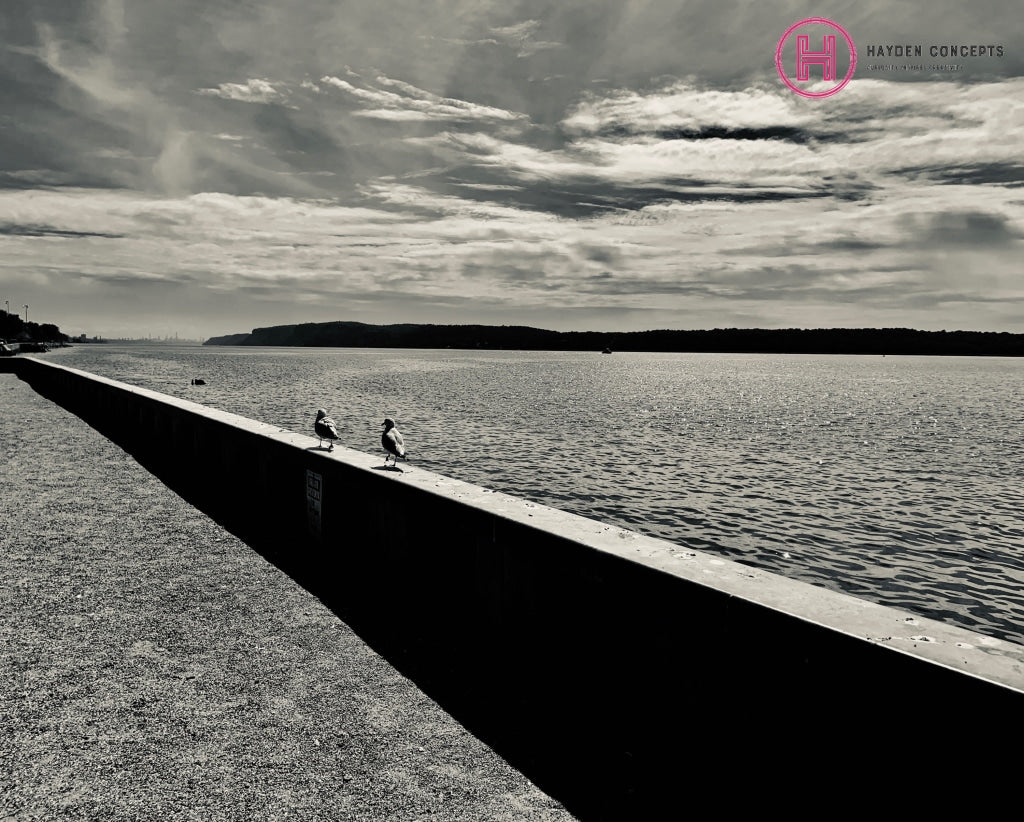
[381,418,407,466]
[314,408,340,451]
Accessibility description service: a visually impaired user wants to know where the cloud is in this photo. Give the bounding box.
[488,19,562,57]
[2,177,1021,337]
[388,78,1024,223]
[908,210,1022,246]
[195,78,291,105]
[421,17,563,59]
[490,20,542,42]
[316,73,527,124]
[562,84,812,135]
[0,222,123,239]
[17,18,308,198]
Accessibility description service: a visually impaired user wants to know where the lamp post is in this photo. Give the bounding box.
[24,304,29,323]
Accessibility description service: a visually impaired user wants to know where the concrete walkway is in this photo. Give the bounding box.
[0,373,574,821]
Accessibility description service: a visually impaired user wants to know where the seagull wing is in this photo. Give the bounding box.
[315,417,339,439]
[385,428,406,457]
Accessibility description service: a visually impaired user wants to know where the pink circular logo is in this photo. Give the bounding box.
[776,18,857,98]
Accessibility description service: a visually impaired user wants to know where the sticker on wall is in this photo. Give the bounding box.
[306,469,322,539]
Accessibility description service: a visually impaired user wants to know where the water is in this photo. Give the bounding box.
[44,344,1024,645]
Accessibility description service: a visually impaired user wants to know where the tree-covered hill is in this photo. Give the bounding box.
[204,321,1024,356]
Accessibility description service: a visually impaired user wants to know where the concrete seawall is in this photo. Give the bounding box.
[9,354,1024,818]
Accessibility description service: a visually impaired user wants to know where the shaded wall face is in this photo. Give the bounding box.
[11,356,1024,820]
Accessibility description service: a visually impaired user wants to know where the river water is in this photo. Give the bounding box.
[44,344,1024,644]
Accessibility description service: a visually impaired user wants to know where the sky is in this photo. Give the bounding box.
[1,0,1022,340]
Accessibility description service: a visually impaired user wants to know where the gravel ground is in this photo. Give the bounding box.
[0,373,575,821]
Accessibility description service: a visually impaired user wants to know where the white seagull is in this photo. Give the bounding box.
[381,418,407,466]
[315,408,341,451]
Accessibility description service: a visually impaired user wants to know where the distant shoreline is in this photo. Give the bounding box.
[203,321,1024,357]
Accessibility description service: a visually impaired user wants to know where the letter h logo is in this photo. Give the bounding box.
[796,34,836,81]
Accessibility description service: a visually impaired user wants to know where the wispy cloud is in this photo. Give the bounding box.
[315,73,527,123]
[195,78,291,105]
[422,17,563,58]
[488,20,562,57]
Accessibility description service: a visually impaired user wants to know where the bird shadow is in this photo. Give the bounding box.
[372,464,405,472]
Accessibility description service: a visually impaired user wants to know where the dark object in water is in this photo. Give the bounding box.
[192,378,207,385]
[602,347,612,354]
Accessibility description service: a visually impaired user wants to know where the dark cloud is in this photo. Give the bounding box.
[249,107,351,172]
[904,210,1021,246]
[595,125,847,145]
[893,163,1024,186]
[461,263,545,282]
[424,169,838,218]
[0,222,124,238]
[734,237,891,257]
[0,49,140,189]
[1,0,94,47]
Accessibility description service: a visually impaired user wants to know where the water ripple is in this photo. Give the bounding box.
[48,346,1024,645]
